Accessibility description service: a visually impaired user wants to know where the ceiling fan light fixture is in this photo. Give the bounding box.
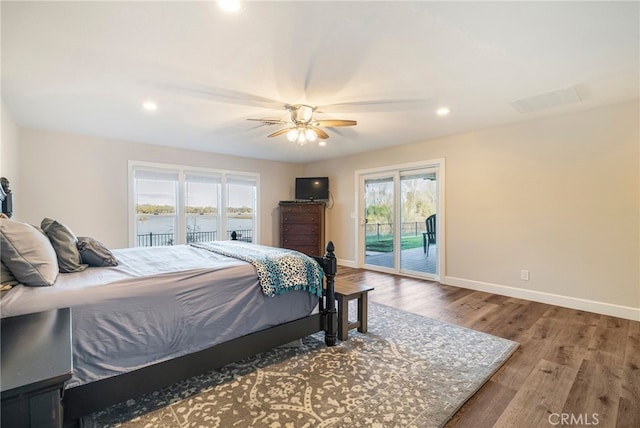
[250,103,356,146]
[286,126,317,145]
[304,127,317,142]
[286,128,299,143]
[296,130,307,146]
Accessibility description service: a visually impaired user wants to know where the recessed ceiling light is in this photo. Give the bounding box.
[436,107,450,116]
[218,0,241,14]
[318,141,327,147]
[142,101,158,111]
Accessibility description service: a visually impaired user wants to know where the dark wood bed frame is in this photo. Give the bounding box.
[63,241,338,423]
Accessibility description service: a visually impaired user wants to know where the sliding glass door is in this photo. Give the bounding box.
[359,161,442,280]
[363,175,395,269]
[399,169,438,276]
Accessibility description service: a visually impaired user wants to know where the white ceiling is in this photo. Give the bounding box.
[2,1,638,163]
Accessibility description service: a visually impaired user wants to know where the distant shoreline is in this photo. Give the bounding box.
[136,214,252,235]
[138,213,252,220]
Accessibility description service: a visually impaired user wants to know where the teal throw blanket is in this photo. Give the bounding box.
[190,241,324,297]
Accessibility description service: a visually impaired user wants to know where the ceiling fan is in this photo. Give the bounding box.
[247,104,357,146]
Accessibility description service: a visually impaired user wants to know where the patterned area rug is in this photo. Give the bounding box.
[85,303,518,427]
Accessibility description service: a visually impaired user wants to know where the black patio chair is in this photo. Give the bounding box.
[422,214,436,256]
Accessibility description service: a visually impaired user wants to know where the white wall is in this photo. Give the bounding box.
[1,102,20,214]
[13,100,640,320]
[19,129,303,248]
[304,100,640,320]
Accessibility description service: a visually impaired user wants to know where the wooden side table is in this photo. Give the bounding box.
[334,282,374,341]
[1,308,73,428]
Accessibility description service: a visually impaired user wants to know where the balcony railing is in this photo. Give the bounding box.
[187,230,216,243]
[227,229,253,242]
[137,232,175,247]
[365,221,427,240]
[137,230,253,247]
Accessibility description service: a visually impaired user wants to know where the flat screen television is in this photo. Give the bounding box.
[295,177,329,201]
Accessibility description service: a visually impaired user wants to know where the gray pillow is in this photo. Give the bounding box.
[77,237,119,267]
[1,261,20,287]
[41,218,88,273]
[0,219,59,286]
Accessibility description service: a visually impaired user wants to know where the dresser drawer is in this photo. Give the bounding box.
[282,223,321,235]
[281,213,321,224]
[280,204,322,214]
[282,234,319,246]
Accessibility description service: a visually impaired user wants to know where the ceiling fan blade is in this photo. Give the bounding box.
[314,119,357,127]
[318,98,429,113]
[267,127,294,138]
[311,127,330,139]
[324,98,425,107]
[247,118,290,126]
[157,83,287,110]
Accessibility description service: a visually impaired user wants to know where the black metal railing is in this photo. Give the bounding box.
[187,230,216,243]
[137,230,254,247]
[365,221,428,240]
[137,231,217,247]
[137,232,175,247]
[227,229,253,242]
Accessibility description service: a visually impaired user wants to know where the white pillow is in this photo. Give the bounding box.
[0,219,59,286]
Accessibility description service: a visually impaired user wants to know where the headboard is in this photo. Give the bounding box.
[0,177,12,218]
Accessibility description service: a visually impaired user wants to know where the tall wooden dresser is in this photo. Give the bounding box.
[279,201,325,257]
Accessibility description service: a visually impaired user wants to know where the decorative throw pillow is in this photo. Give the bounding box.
[1,261,20,288]
[41,218,88,273]
[0,219,59,286]
[77,237,119,267]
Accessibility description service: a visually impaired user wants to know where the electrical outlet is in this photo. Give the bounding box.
[520,270,529,281]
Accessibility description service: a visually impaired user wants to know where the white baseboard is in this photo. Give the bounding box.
[332,262,639,321]
[337,258,357,268]
[443,275,640,322]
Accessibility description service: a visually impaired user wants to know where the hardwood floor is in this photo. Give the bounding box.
[336,266,639,428]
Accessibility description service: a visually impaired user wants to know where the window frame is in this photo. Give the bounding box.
[128,160,260,247]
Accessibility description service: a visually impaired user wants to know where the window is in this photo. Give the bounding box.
[185,172,220,243]
[226,175,257,242]
[130,162,259,247]
[133,168,178,247]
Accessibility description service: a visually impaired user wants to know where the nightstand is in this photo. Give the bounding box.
[334,282,374,341]
[1,308,72,428]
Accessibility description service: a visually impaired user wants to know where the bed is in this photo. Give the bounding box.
[0,218,338,422]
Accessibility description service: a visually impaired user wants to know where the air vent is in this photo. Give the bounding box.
[510,86,582,114]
